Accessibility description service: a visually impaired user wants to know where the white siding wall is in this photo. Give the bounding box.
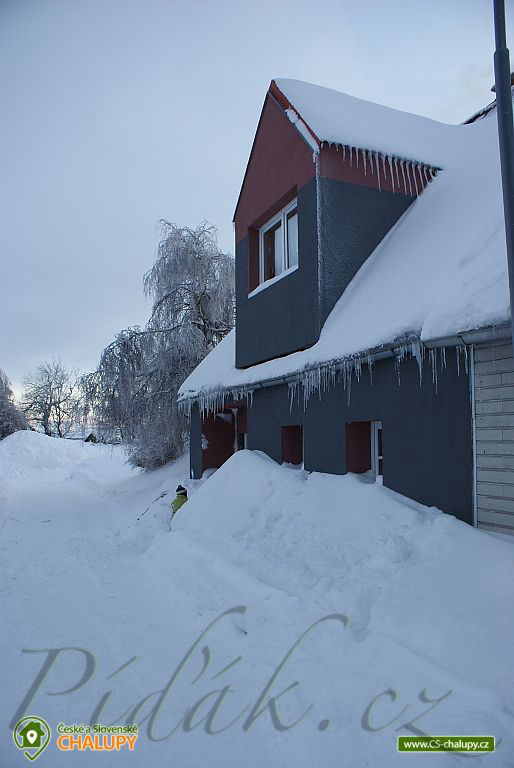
[474,341,514,535]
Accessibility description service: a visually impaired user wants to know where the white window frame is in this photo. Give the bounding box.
[256,199,298,291]
[371,421,383,477]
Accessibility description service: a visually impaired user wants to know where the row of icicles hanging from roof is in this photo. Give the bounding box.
[287,343,468,408]
[182,343,468,417]
[320,142,438,196]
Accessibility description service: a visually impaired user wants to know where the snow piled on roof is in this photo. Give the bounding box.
[179,91,510,403]
[274,78,460,168]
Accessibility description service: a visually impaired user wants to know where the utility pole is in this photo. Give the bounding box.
[493,0,514,346]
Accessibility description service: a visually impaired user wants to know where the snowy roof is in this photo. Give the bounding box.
[179,84,510,406]
[273,78,460,168]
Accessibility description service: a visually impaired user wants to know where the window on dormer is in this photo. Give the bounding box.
[258,199,298,288]
[263,219,283,281]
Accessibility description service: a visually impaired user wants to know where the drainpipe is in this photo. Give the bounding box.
[493,0,514,348]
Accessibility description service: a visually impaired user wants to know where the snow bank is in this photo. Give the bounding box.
[0,430,129,483]
[172,451,514,760]
[179,92,510,403]
[175,453,514,660]
[0,431,94,481]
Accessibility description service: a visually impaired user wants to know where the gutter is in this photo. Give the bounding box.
[178,322,512,406]
[422,322,511,348]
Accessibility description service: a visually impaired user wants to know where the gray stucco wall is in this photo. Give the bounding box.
[242,351,472,523]
[235,179,319,369]
[235,176,413,369]
[317,178,413,325]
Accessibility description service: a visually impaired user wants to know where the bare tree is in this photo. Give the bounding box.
[22,360,81,437]
[84,221,235,468]
[0,370,27,439]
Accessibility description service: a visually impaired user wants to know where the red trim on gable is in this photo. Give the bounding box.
[269,80,321,149]
[234,94,316,244]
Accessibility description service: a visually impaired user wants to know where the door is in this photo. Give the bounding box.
[371,421,383,477]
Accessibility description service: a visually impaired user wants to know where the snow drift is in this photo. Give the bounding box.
[3,433,514,767]
[174,451,514,762]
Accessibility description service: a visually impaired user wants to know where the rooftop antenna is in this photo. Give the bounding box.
[493,0,514,347]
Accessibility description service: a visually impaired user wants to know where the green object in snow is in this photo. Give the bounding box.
[171,493,187,516]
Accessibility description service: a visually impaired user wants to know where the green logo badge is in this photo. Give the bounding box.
[13,716,51,761]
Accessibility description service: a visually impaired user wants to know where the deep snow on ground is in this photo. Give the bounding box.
[1,431,514,767]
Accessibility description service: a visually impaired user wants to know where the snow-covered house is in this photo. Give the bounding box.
[179,78,513,536]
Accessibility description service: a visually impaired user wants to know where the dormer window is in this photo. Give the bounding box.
[258,199,298,287]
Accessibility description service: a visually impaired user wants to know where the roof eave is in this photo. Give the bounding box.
[178,321,512,410]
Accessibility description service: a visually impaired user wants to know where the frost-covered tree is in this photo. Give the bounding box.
[0,370,27,439]
[84,221,235,468]
[22,360,81,437]
[144,220,235,353]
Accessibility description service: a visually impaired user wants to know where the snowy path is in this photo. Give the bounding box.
[2,433,514,767]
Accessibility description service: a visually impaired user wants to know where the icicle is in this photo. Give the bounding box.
[411,341,424,384]
[288,382,296,410]
[395,353,402,385]
[382,154,387,185]
[369,151,374,178]
[388,155,395,193]
[349,146,353,166]
[400,159,407,195]
[375,151,381,192]
[406,162,413,196]
[342,144,346,162]
[412,163,419,197]
[455,345,467,377]
[367,353,373,385]
[429,349,438,391]
[363,149,367,175]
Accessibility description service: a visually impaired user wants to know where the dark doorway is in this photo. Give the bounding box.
[346,421,371,473]
[281,425,303,465]
[202,412,235,471]
[346,420,383,476]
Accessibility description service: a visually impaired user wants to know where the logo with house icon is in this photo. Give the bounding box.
[13,715,51,761]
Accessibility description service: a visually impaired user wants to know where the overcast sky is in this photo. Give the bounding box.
[1,0,513,394]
